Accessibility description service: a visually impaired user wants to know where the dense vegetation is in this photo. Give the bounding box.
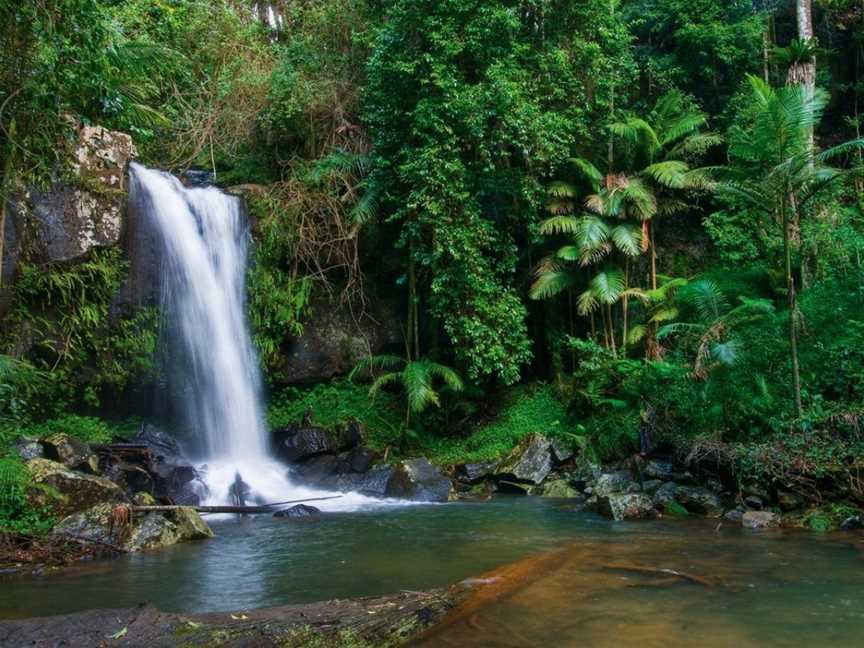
[2,0,864,532]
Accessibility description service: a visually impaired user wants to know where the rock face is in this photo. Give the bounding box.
[456,461,496,484]
[26,459,126,517]
[128,425,205,505]
[279,294,402,383]
[742,511,781,529]
[494,434,552,485]
[386,458,454,502]
[599,493,658,521]
[40,433,100,474]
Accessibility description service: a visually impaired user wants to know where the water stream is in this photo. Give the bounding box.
[1,499,862,646]
[128,164,377,511]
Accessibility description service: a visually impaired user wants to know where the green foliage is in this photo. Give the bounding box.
[0,456,54,535]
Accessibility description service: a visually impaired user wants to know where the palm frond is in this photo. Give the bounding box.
[539,215,581,235]
[645,160,690,189]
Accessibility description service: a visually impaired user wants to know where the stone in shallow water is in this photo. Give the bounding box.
[274,504,321,519]
[741,510,781,529]
[539,479,579,498]
[652,481,677,507]
[674,485,724,518]
[386,458,454,502]
[599,493,658,521]
[593,472,632,498]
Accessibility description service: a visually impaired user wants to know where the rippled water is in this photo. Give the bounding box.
[1,498,863,647]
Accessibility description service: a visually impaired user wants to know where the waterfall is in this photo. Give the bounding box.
[128,163,379,510]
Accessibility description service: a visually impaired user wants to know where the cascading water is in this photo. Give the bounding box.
[128,163,378,510]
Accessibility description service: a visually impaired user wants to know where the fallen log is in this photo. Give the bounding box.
[602,562,718,587]
[131,495,343,515]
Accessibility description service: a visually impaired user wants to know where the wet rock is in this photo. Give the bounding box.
[550,439,575,464]
[744,495,764,510]
[538,479,579,498]
[125,508,212,552]
[274,504,321,519]
[599,493,658,521]
[644,460,676,481]
[777,490,804,512]
[131,424,182,462]
[132,492,156,506]
[593,472,633,498]
[51,503,117,546]
[275,426,337,463]
[456,461,495,484]
[14,437,44,461]
[456,482,495,501]
[674,485,723,518]
[652,482,678,508]
[742,510,781,529]
[26,459,125,516]
[40,433,99,474]
[496,480,535,495]
[725,508,745,522]
[386,458,454,502]
[292,454,341,485]
[494,434,552,485]
[636,479,664,495]
[339,420,366,450]
[319,467,394,498]
[343,446,378,474]
[840,515,863,531]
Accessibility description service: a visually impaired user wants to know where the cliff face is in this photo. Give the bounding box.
[1,124,136,316]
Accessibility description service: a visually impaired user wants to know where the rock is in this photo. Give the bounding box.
[777,490,804,512]
[840,515,863,531]
[539,479,579,498]
[652,482,678,507]
[125,507,213,552]
[339,420,366,450]
[742,481,771,501]
[599,493,658,521]
[636,479,663,495]
[279,294,402,384]
[725,508,745,522]
[275,426,337,462]
[386,458,454,502]
[274,504,321,519]
[495,480,535,495]
[705,478,724,494]
[132,492,156,506]
[644,460,676,481]
[14,437,44,461]
[742,510,781,529]
[456,482,495,501]
[40,433,99,474]
[744,495,764,510]
[319,467,394,498]
[550,438,575,464]
[494,434,553,485]
[593,472,633,498]
[26,459,125,516]
[292,454,341,485]
[131,425,182,462]
[674,485,724,518]
[51,503,117,546]
[456,461,495,484]
[343,446,378,474]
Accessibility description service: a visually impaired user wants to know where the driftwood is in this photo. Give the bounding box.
[131,495,343,515]
[602,562,717,587]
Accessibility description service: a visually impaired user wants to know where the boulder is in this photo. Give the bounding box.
[343,446,378,474]
[840,515,863,531]
[275,426,337,463]
[456,482,495,501]
[40,433,100,474]
[274,504,321,519]
[634,479,663,495]
[724,508,744,523]
[494,434,552,485]
[594,472,633,498]
[652,482,678,508]
[14,437,44,461]
[674,485,724,518]
[741,510,781,529]
[456,461,495,484]
[644,460,676,481]
[292,454,342,485]
[131,424,182,463]
[777,490,804,512]
[744,495,764,510]
[599,493,658,521]
[386,458,454,502]
[51,503,117,547]
[495,480,535,495]
[26,459,125,517]
[125,507,213,552]
[742,481,771,502]
[319,467,394,498]
[538,479,579,498]
[550,439,575,464]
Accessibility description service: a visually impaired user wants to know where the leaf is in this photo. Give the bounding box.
[109,627,128,640]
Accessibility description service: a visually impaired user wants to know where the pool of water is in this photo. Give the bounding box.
[1,497,863,646]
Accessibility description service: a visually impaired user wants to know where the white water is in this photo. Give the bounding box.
[129,164,384,512]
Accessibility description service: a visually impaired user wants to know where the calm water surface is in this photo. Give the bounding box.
[1,498,862,646]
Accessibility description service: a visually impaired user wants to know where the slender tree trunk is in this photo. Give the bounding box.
[0,118,14,293]
[762,19,771,83]
[791,0,816,152]
[607,303,617,357]
[407,237,418,361]
[783,193,804,420]
[621,259,629,352]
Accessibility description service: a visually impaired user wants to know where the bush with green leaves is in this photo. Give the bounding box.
[0,457,54,535]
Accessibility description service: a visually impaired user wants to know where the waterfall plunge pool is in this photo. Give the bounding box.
[1,498,863,646]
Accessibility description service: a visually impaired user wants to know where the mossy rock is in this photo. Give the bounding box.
[539,479,579,498]
[26,459,125,517]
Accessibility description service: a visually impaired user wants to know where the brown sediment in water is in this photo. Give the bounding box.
[413,528,864,648]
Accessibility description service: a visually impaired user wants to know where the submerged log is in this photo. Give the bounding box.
[131,495,343,515]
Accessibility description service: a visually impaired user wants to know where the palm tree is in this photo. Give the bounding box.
[608,90,720,291]
[349,355,464,430]
[657,280,775,380]
[711,75,863,418]
[626,276,689,359]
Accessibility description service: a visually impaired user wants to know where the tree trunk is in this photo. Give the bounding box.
[621,259,629,352]
[0,118,14,292]
[790,0,816,153]
[784,193,804,421]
